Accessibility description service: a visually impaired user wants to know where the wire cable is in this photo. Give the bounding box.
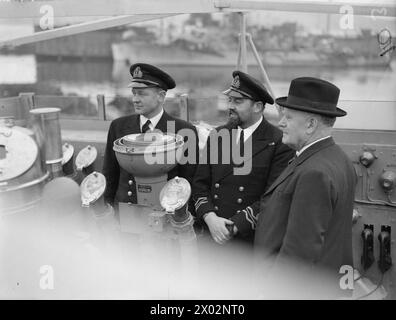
[355,273,385,300]
[354,272,365,282]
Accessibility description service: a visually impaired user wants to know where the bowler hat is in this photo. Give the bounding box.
[275,77,346,117]
[128,63,176,90]
[223,71,274,105]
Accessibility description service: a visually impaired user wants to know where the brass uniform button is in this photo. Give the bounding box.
[128,180,133,185]
[215,183,220,188]
[127,191,132,196]
[239,186,244,192]
[214,206,218,211]
[237,198,243,204]
[214,194,219,199]
[128,202,132,205]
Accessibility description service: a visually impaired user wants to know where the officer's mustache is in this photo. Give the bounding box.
[227,110,241,127]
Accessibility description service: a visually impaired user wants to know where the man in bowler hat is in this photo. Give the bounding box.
[102,63,198,209]
[254,77,357,296]
[192,71,294,245]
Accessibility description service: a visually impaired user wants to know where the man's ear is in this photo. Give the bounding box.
[157,89,166,103]
[306,115,319,133]
[254,101,264,113]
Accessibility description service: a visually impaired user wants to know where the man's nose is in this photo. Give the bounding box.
[278,116,286,128]
[132,95,140,103]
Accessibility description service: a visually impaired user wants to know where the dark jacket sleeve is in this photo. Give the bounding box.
[191,131,217,220]
[230,140,294,237]
[102,120,120,205]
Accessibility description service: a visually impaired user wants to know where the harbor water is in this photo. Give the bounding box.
[0,54,395,130]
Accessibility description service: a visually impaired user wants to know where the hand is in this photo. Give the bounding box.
[204,212,234,245]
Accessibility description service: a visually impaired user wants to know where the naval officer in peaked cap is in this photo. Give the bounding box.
[102,63,198,212]
[192,71,294,246]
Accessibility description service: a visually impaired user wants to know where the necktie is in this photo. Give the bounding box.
[141,119,151,133]
[239,129,244,157]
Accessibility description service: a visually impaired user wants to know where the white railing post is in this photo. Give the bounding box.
[179,94,189,122]
[97,94,106,121]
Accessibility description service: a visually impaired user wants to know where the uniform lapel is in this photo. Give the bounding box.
[122,114,141,136]
[264,137,335,195]
[249,118,274,159]
[216,118,274,182]
[155,110,173,133]
[215,125,235,181]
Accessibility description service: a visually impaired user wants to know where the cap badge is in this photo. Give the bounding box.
[133,66,143,78]
[231,75,240,88]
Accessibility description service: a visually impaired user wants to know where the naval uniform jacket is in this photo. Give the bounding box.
[254,137,357,274]
[192,117,294,241]
[102,111,198,206]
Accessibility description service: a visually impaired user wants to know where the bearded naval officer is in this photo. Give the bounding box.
[192,71,294,245]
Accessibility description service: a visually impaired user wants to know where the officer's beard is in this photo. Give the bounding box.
[226,110,241,128]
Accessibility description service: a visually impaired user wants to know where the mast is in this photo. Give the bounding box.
[238,12,248,73]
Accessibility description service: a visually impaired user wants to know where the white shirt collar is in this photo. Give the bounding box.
[237,116,263,142]
[140,108,164,131]
[296,136,331,157]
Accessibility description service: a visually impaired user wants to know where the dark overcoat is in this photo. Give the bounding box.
[254,137,357,275]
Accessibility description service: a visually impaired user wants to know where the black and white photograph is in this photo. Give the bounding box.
[0,0,395,308]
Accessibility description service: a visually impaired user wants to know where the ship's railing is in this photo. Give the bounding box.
[0,92,229,127]
[0,93,395,131]
[0,92,189,123]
